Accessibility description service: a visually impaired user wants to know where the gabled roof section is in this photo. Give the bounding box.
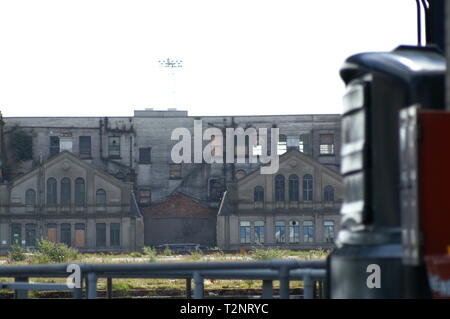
[237,149,341,185]
[142,192,214,218]
[10,151,131,189]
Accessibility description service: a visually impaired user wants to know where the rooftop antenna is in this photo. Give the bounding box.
[158,58,183,108]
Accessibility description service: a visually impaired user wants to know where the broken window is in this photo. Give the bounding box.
[324,221,335,243]
[11,223,22,246]
[138,189,151,206]
[108,136,121,158]
[209,178,223,201]
[319,134,335,155]
[303,221,314,243]
[139,147,151,164]
[79,136,92,158]
[254,186,264,202]
[49,136,60,157]
[303,174,313,201]
[169,164,182,179]
[299,134,311,154]
[25,223,36,247]
[275,221,286,243]
[289,220,300,243]
[60,135,73,152]
[254,221,265,244]
[239,221,251,244]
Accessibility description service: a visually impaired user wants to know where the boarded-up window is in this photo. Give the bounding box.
[61,223,71,246]
[319,134,335,155]
[79,136,91,158]
[139,147,151,164]
[25,224,37,247]
[110,223,120,247]
[138,189,151,206]
[96,223,106,247]
[47,224,57,243]
[108,136,121,158]
[11,224,22,246]
[75,223,86,248]
[169,164,182,179]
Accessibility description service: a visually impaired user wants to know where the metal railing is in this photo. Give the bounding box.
[0,260,327,299]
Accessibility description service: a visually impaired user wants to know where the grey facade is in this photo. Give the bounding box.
[0,151,144,253]
[0,109,341,250]
[217,150,343,250]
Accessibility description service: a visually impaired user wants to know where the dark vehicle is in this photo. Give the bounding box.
[155,243,207,254]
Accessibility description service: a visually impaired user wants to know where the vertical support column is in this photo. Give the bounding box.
[87,273,97,299]
[72,275,83,299]
[186,278,192,299]
[107,277,113,299]
[14,277,29,299]
[279,267,290,299]
[193,272,204,299]
[262,280,273,299]
[303,275,313,299]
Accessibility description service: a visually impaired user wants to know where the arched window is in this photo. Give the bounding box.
[324,185,334,201]
[254,186,264,202]
[303,174,313,201]
[75,178,86,206]
[275,175,285,201]
[96,189,106,206]
[288,174,299,201]
[25,189,36,206]
[61,177,71,206]
[47,178,57,205]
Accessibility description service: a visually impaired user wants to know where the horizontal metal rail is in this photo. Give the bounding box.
[0,260,327,299]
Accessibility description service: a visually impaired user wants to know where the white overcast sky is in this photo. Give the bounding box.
[0,0,417,117]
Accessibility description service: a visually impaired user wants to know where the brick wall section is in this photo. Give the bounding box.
[143,193,217,246]
[142,193,214,218]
